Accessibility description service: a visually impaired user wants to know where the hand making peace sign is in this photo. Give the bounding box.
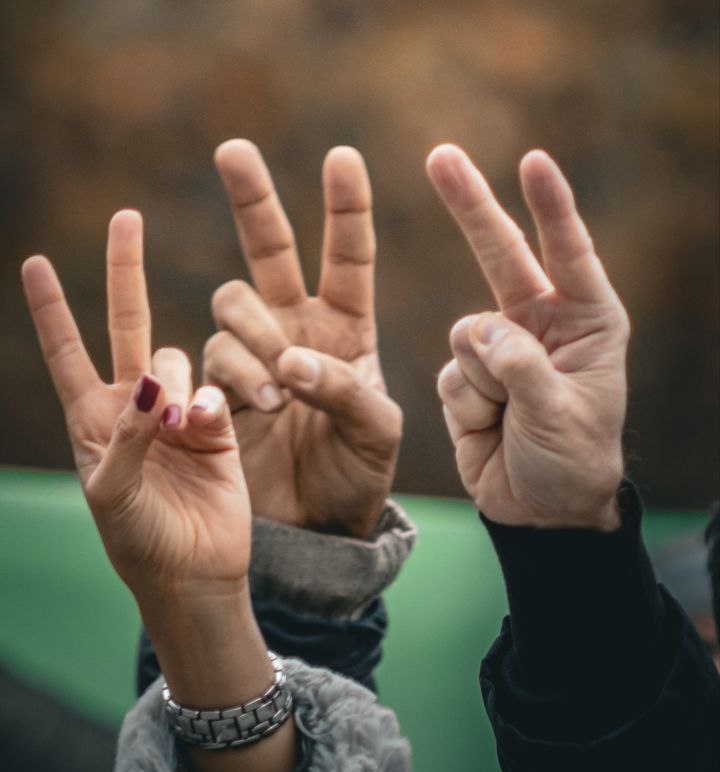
[429,146,629,531]
[22,211,252,599]
[205,142,402,539]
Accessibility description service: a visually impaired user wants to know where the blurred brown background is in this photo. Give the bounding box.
[1,0,718,508]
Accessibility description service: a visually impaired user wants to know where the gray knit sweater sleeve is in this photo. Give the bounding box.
[114,659,412,771]
[250,500,417,620]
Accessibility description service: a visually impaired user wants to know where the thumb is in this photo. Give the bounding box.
[88,375,164,511]
[468,313,560,414]
[277,346,402,458]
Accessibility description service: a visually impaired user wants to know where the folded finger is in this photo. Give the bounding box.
[468,312,562,417]
[454,428,502,491]
[438,359,501,432]
[151,348,192,430]
[426,144,552,311]
[318,146,376,318]
[449,315,507,403]
[442,406,502,490]
[107,210,152,383]
[203,331,285,413]
[211,280,290,374]
[21,255,101,408]
[215,139,307,307]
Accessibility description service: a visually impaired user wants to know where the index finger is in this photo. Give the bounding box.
[215,139,307,307]
[318,146,376,318]
[426,144,552,311]
[22,255,101,407]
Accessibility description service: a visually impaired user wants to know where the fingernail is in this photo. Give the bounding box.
[190,401,208,412]
[473,319,509,347]
[257,383,283,411]
[162,404,182,427]
[134,376,160,412]
[287,352,321,386]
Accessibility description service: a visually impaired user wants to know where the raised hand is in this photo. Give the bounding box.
[204,141,402,539]
[23,211,301,771]
[428,146,629,531]
[21,211,252,597]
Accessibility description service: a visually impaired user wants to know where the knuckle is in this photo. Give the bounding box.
[202,331,221,360]
[437,361,465,401]
[113,416,141,446]
[616,306,631,343]
[367,398,403,460]
[449,315,478,350]
[581,233,596,257]
[387,402,404,444]
[211,280,249,319]
[203,330,233,357]
[110,307,149,332]
[46,337,82,365]
[478,230,527,264]
[251,235,295,262]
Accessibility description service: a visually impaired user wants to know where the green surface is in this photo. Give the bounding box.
[0,467,708,771]
[0,468,140,728]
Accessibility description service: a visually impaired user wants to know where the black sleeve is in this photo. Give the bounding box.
[479,480,720,772]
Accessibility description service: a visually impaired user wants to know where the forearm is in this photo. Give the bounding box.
[137,582,297,772]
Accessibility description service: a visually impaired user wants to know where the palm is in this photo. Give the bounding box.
[466,290,625,520]
[66,386,248,585]
[232,298,387,526]
[114,446,248,584]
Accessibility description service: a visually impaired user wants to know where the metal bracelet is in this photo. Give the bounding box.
[162,651,293,750]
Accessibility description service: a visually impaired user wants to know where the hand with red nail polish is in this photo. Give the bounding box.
[203,142,402,539]
[429,147,629,531]
[21,211,254,599]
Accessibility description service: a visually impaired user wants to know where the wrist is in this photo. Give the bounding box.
[343,495,389,540]
[137,581,271,710]
[592,494,622,532]
[133,574,251,621]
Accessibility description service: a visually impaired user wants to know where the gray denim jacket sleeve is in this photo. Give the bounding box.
[114,658,412,772]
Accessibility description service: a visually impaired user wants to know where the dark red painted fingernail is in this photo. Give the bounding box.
[162,404,182,427]
[134,376,160,412]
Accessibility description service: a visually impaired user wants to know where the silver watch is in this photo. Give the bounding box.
[162,651,293,749]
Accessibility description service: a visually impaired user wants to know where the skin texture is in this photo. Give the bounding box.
[21,211,297,772]
[429,146,629,531]
[205,141,402,539]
